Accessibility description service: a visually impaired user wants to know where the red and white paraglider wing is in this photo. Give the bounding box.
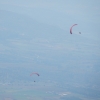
[70,24,77,34]
[30,72,39,76]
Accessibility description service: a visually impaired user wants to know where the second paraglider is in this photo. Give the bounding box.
[30,72,40,82]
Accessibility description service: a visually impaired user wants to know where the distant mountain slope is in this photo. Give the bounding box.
[0,10,100,66]
[0,10,67,63]
[0,10,66,40]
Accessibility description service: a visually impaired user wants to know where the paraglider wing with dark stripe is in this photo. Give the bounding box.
[70,24,77,34]
[30,72,40,76]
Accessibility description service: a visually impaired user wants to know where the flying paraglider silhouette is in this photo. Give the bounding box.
[70,24,81,34]
[30,72,40,82]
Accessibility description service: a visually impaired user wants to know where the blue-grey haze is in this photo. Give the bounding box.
[0,1,100,100]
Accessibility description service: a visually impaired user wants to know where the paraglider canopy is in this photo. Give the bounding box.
[70,24,77,34]
[30,72,40,76]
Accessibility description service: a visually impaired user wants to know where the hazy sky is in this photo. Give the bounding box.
[1,0,100,20]
[0,1,100,99]
[0,0,100,63]
[0,0,100,41]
